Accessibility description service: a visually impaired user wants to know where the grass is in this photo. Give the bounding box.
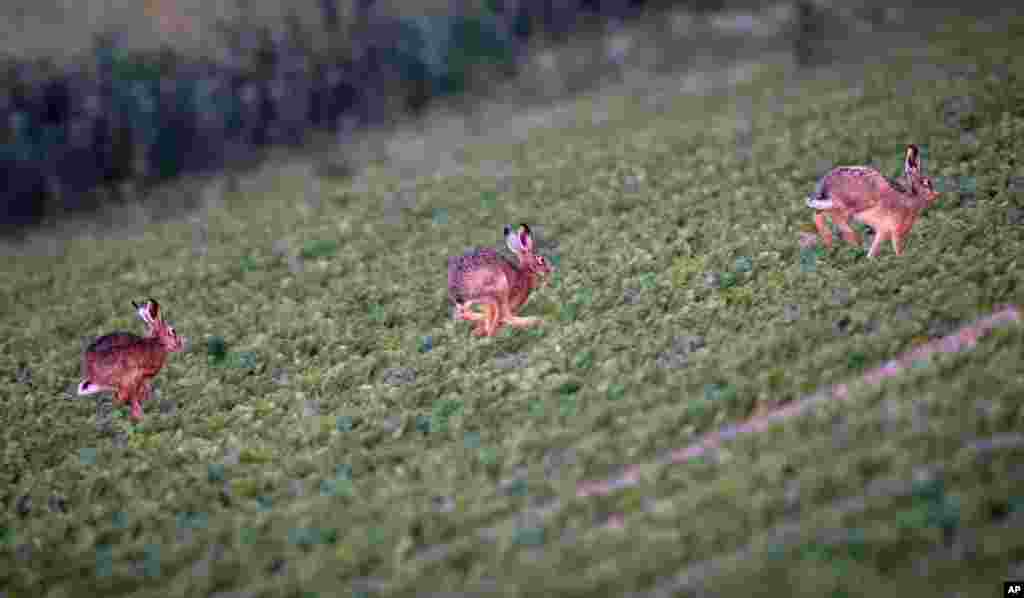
[2,15,1024,598]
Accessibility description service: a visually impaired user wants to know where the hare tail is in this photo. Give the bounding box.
[806,194,833,209]
[77,379,105,395]
[806,176,833,209]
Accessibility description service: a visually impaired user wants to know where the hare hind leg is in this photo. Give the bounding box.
[471,303,498,336]
[814,212,834,247]
[456,302,492,336]
[486,302,505,336]
[107,383,140,420]
[832,212,862,247]
[458,304,487,322]
[505,315,542,328]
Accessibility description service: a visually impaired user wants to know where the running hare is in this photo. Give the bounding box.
[806,144,940,258]
[448,223,554,337]
[78,299,185,420]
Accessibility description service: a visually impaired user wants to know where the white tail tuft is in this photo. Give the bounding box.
[77,379,104,395]
[806,195,833,209]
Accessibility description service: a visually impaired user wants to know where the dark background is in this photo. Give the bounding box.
[0,0,1016,240]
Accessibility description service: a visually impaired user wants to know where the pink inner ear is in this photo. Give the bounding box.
[520,231,530,249]
[907,148,919,169]
[506,231,522,252]
[138,305,156,325]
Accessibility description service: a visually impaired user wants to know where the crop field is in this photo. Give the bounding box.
[2,14,1024,598]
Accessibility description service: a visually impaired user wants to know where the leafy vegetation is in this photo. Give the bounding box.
[1,16,1023,598]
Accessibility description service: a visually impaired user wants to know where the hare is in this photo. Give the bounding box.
[806,144,940,258]
[77,299,185,421]
[448,223,554,337]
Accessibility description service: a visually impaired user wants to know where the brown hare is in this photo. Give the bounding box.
[78,299,185,421]
[448,223,554,337]
[806,144,940,258]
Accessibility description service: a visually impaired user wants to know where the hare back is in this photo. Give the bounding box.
[449,264,518,305]
[814,167,911,213]
[83,337,168,382]
[845,167,912,193]
[86,332,144,354]
[448,248,515,298]
[825,167,901,191]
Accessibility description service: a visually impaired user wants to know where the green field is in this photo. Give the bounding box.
[2,16,1024,598]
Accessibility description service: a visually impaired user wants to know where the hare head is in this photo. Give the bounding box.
[903,144,940,205]
[132,298,185,352]
[504,223,553,279]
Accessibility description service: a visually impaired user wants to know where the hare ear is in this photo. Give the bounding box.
[505,224,525,253]
[517,223,534,252]
[904,145,921,177]
[133,299,160,325]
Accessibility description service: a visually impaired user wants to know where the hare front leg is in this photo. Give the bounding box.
[814,213,834,247]
[497,297,541,329]
[892,218,916,255]
[867,229,889,258]
[892,231,906,255]
[125,381,147,421]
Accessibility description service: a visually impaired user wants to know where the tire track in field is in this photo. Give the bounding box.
[625,435,1024,598]
[577,305,1021,498]
[397,305,1021,589]
[398,431,1024,597]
